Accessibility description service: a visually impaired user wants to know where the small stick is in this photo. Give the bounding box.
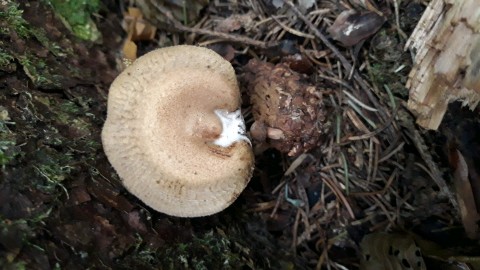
[281,0,352,74]
[150,1,272,49]
[282,0,389,123]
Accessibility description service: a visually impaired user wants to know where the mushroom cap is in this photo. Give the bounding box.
[102,45,254,217]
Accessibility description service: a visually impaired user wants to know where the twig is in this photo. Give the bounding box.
[379,142,405,163]
[347,100,377,129]
[150,1,271,48]
[292,210,301,252]
[340,152,349,194]
[281,0,389,125]
[281,0,351,72]
[367,138,374,182]
[343,90,378,112]
[271,15,315,39]
[392,0,408,39]
[346,108,372,135]
[347,104,399,141]
[176,24,271,48]
[351,168,397,196]
[323,173,355,219]
[371,194,396,224]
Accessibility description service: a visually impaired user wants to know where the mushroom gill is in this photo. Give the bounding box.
[102,45,254,217]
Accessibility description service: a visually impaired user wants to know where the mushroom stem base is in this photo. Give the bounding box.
[213,109,251,147]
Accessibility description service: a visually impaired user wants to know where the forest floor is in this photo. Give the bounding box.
[1,0,479,269]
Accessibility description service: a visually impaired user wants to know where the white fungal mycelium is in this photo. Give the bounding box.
[213,109,251,147]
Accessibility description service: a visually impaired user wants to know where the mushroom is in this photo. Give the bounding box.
[102,45,254,217]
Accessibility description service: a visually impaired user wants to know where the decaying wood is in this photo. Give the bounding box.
[405,0,480,130]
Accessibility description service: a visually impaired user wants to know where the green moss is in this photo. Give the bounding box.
[0,1,69,82]
[18,54,65,89]
[0,139,15,166]
[58,100,81,115]
[0,260,27,270]
[31,28,66,57]
[368,60,410,98]
[47,0,101,42]
[160,229,251,269]
[35,97,93,137]
[0,133,15,167]
[118,227,261,269]
[0,1,31,38]
[0,47,15,71]
[367,29,412,98]
[33,147,72,195]
[34,147,73,176]
[0,1,63,55]
[0,208,52,268]
[368,62,387,86]
[0,107,17,167]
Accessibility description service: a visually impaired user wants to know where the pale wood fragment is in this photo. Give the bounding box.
[405,0,480,130]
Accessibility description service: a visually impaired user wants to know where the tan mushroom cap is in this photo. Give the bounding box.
[102,45,254,217]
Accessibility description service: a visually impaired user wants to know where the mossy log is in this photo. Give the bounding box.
[405,0,480,130]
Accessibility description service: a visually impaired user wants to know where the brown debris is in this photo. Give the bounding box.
[206,43,236,62]
[282,53,315,74]
[86,178,134,213]
[122,210,148,233]
[244,59,326,156]
[214,12,254,33]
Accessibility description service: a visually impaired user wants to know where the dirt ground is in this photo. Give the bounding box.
[1,0,479,269]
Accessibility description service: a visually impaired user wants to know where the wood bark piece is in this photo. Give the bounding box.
[405,0,480,130]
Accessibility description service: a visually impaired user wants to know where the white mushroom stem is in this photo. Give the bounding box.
[213,109,251,147]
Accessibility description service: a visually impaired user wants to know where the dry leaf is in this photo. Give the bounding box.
[360,232,426,270]
[121,7,157,64]
[123,7,157,41]
[412,232,480,269]
[448,146,480,239]
[122,40,137,64]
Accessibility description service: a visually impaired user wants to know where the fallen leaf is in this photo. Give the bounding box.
[328,10,386,47]
[121,7,157,64]
[448,146,480,239]
[123,7,157,42]
[360,232,426,270]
